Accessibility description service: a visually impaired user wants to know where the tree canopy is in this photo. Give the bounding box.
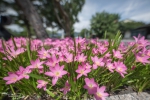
[90,11,120,38]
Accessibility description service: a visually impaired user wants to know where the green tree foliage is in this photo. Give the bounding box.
[79,28,90,38]
[119,21,145,32]
[90,11,120,38]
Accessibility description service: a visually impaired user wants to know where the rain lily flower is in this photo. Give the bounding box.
[75,53,87,62]
[106,62,115,72]
[3,73,19,84]
[76,65,91,79]
[113,49,123,59]
[3,48,25,61]
[45,64,67,86]
[17,66,31,79]
[84,78,98,94]
[133,34,149,48]
[82,62,92,69]
[135,53,150,64]
[104,52,111,58]
[60,80,70,95]
[38,48,50,59]
[146,50,150,57]
[28,58,44,69]
[65,53,73,63]
[37,80,48,91]
[98,45,107,54]
[94,86,109,100]
[45,55,59,67]
[91,56,104,69]
[114,61,127,77]
[92,48,99,54]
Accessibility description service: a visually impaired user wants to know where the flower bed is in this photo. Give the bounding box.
[0,32,150,100]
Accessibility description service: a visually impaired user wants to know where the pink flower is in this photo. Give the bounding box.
[135,52,150,65]
[3,47,25,61]
[58,55,65,62]
[38,48,50,59]
[37,80,48,91]
[113,49,123,59]
[75,53,87,62]
[82,62,92,69]
[106,62,115,72]
[146,50,150,57]
[83,78,98,94]
[45,55,59,67]
[91,56,104,69]
[3,73,19,84]
[104,52,111,58]
[28,58,44,69]
[38,68,44,73]
[94,86,109,100]
[45,64,67,86]
[133,34,149,48]
[65,53,73,63]
[17,66,31,79]
[60,80,70,95]
[76,65,91,79]
[98,45,107,54]
[114,61,127,77]
[92,48,99,54]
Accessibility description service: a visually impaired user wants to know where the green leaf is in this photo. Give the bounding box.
[29,73,45,80]
[46,89,55,97]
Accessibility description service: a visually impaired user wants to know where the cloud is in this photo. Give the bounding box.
[74,1,98,32]
[74,0,150,32]
[130,13,150,23]
[74,19,90,32]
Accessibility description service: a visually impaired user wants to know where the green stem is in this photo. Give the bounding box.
[10,85,15,95]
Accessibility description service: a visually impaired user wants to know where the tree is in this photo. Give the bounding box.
[119,21,145,32]
[38,0,85,37]
[15,0,49,39]
[1,0,85,38]
[79,28,90,38]
[90,11,120,38]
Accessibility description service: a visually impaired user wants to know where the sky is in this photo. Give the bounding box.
[3,0,150,33]
[74,0,150,32]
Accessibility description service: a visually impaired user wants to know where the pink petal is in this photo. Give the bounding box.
[52,77,58,86]
[45,72,54,77]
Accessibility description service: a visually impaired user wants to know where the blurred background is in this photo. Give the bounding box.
[0,0,150,40]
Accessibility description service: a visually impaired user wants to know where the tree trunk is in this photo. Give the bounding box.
[53,0,71,37]
[15,0,49,39]
[24,18,31,37]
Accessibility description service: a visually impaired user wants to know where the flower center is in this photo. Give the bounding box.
[137,57,143,62]
[43,52,47,56]
[95,61,100,66]
[80,70,84,74]
[147,52,150,56]
[55,72,60,76]
[12,77,17,81]
[89,84,93,88]
[97,92,102,97]
[79,58,83,62]
[42,81,47,86]
[118,67,123,72]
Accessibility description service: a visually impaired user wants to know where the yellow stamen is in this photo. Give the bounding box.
[55,72,60,76]
[80,70,84,74]
[97,92,102,97]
